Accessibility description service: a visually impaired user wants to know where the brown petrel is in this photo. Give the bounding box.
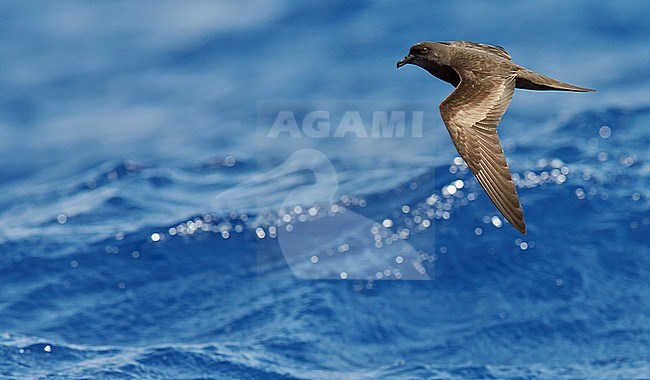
[397,41,595,234]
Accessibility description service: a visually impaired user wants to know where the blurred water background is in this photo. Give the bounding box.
[0,1,649,378]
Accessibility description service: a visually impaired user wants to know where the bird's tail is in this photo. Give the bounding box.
[515,67,596,92]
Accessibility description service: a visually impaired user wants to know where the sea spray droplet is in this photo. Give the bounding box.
[599,126,611,138]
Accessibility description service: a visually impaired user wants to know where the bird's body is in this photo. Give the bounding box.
[397,41,595,233]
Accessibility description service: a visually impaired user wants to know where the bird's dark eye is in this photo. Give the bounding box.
[410,46,428,55]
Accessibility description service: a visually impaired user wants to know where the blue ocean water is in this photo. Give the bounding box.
[1,1,649,379]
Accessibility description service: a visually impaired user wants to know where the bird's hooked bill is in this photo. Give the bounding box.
[396,54,414,68]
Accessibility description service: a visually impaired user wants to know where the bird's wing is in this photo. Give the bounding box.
[439,67,526,233]
[448,41,512,60]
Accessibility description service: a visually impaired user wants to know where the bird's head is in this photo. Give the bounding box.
[396,42,448,69]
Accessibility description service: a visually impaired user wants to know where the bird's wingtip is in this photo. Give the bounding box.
[515,222,527,234]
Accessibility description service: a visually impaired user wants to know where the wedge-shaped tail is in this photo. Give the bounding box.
[516,67,596,92]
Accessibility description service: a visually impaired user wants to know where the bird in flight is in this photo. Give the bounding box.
[397,41,595,234]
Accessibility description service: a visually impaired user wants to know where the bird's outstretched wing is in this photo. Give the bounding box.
[439,67,526,233]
